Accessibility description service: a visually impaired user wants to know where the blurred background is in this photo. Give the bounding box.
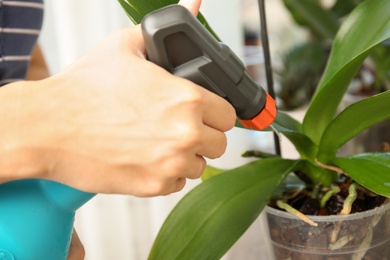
[39,0,305,259]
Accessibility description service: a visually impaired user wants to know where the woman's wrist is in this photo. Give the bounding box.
[0,80,51,183]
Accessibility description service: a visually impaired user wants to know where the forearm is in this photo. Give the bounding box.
[0,81,48,183]
[0,42,52,183]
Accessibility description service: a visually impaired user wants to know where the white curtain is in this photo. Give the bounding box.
[38,0,284,259]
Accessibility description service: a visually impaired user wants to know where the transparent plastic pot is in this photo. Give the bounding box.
[264,202,390,260]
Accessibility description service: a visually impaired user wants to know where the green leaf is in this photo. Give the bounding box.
[369,44,390,91]
[236,111,317,158]
[117,0,220,40]
[235,111,302,132]
[318,91,390,162]
[270,112,317,159]
[201,165,225,181]
[331,0,362,18]
[117,0,178,24]
[234,118,245,128]
[282,0,339,39]
[303,0,390,145]
[241,150,279,159]
[277,41,327,110]
[283,132,318,160]
[299,160,337,186]
[149,158,299,260]
[117,0,143,24]
[333,153,390,197]
[271,111,302,132]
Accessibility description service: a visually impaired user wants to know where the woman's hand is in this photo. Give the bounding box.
[0,0,236,197]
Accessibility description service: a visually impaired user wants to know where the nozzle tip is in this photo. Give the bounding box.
[239,93,276,130]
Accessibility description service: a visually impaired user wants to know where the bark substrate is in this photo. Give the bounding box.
[267,180,390,260]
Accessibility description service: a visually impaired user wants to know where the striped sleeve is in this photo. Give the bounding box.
[0,0,44,86]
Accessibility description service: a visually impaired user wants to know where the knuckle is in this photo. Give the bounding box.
[174,178,186,193]
[210,134,228,159]
[227,106,237,128]
[147,160,187,195]
[165,156,188,176]
[218,134,228,154]
[175,123,203,150]
[195,157,207,178]
[184,127,203,147]
[219,105,236,131]
[180,84,204,108]
[185,83,203,99]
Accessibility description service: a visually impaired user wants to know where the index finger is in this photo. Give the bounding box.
[199,87,236,132]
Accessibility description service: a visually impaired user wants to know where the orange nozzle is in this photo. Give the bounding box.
[239,93,276,130]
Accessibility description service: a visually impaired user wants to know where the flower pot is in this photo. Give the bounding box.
[264,202,390,260]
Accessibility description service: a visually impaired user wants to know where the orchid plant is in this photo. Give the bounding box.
[118,0,390,258]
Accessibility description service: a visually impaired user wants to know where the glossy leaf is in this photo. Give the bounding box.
[236,111,316,158]
[236,110,301,132]
[117,0,220,40]
[303,0,390,144]
[271,111,302,132]
[333,153,390,197]
[282,0,339,39]
[319,91,390,162]
[241,150,279,159]
[117,0,178,24]
[370,44,390,90]
[331,0,362,18]
[269,112,317,159]
[149,158,299,260]
[201,165,225,181]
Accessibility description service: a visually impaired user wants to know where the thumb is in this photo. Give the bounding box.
[178,0,202,16]
[129,0,202,56]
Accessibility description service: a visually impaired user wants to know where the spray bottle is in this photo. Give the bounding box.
[0,5,276,259]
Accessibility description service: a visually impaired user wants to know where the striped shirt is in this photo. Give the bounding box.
[0,0,44,86]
